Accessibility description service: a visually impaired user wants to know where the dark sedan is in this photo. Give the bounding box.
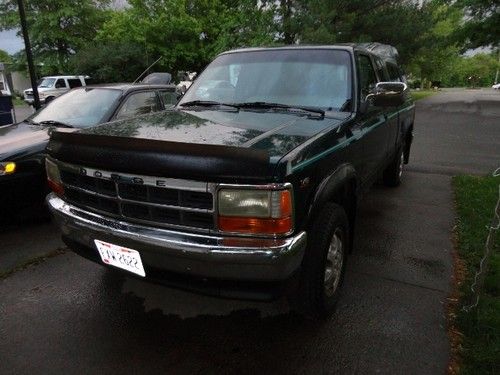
[0,83,177,215]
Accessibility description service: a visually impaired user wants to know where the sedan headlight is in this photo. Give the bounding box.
[218,187,293,235]
[0,162,16,176]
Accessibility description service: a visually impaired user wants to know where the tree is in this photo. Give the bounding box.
[0,0,111,73]
[0,49,12,63]
[406,1,463,87]
[455,0,500,49]
[281,0,435,66]
[94,0,275,76]
[95,0,204,74]
[197,0,275,57]
[445,53,499,87]
[70,42,150,83]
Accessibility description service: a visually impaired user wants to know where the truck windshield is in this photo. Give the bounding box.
[38,78,56,88]
[30,88,122,128]
[180,49,352,112]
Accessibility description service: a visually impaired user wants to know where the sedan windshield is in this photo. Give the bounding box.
[179,49,352,112]
[30,88,122,128]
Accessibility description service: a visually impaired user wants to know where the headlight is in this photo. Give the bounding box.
[218,187,293,235]
[45,158,64,196]
[0,162,16,175]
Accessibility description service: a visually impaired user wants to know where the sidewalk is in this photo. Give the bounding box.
[14,104,34,123]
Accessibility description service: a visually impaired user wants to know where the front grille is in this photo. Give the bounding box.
[59,168,214,231]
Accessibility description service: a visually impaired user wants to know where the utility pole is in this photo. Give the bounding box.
[17,0,40,110]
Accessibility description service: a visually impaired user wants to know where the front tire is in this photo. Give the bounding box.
[292,203,349,319]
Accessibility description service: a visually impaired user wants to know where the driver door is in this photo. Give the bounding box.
[353,53,389,187]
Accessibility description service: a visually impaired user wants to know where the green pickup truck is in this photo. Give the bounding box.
[45,44,415,318]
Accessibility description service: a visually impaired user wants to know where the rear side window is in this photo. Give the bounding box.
[116,91,161,119]
[357,54,378,101]
[387,63,402,82]
[373,57,389,81]
[67,78,83,88]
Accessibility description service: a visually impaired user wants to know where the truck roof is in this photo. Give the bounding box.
[42,75,89,79]
[221,43,400,63]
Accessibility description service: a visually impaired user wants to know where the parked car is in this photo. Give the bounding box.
[23,75,91,105]
[492,83,500,90]
[1,83,177,213]
[46,45,414,317]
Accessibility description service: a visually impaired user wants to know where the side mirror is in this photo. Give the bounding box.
[371,82,407,107]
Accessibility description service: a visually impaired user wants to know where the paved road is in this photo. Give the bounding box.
[1,89,499,374]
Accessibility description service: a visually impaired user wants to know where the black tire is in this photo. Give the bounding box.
[383,146,404,187]
[45,96,55,104]
[292,202,349,319]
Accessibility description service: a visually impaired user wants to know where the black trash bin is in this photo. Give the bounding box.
[0,95,14,126]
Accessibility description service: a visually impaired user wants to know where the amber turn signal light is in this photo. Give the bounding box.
[218,216,292,235]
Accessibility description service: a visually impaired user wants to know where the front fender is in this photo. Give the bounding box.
[303,163,359,229]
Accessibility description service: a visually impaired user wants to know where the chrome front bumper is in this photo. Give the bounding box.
[47,194,307,282]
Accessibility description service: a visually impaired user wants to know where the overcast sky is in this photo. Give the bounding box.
[0,29,23,54]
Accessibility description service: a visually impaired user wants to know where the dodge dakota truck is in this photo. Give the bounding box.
[46,45,415,318]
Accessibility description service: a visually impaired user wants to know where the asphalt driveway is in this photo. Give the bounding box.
[1,89,499,374]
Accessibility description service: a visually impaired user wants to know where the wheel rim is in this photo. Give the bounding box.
[324,228,344,297]
[398,152,404,178]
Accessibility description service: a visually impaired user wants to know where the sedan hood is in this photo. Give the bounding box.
[81,109,345,158]
[0,122,50,161]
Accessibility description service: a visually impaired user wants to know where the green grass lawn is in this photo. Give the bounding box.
[411,90,438,101]
[452,174,500,374]
[12,96,27,107]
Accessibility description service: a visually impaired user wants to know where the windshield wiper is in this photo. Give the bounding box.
[37,120,74,128]
[179,100,239,110]
[25,118,40,125]
[231,102,325,118]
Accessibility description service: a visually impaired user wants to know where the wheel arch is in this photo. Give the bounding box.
[304,163,359,250]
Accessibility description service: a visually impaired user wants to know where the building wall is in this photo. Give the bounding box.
[11,71,31,96]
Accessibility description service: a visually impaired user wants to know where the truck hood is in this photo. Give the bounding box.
[81,109,346,158]
[48,109,348,182]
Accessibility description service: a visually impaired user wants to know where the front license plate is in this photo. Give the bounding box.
[94,239,145,277]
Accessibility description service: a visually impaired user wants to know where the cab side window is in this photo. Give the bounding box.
[116,91,160,119]
[357,54,378,101]
[55,79,67,89]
